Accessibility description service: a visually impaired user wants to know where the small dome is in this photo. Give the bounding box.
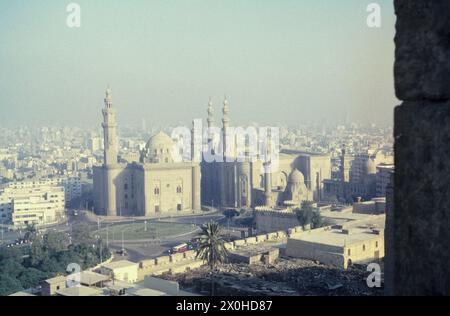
[288,169,304,183]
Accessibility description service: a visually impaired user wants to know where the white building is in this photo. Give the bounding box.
[0,181,65,228]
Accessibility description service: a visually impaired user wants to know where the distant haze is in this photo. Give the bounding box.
[0,0,397,128]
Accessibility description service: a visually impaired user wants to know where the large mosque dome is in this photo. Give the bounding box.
[142,131,175,163]
[146,131,174,153]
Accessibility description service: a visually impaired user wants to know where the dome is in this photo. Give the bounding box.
[146,131,174,153]
[288,169,304,184]
[142,131,175,163]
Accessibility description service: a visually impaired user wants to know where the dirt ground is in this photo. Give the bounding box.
[161,258,384,296]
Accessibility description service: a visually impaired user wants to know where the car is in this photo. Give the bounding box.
[115,249,128,256]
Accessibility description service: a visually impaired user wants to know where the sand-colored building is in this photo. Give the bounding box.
[200,98,331,209]
[286,215,385,269]
[99,260,139,283]
[93,88,201,216]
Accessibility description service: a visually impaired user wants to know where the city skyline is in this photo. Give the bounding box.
[0,1,397,128]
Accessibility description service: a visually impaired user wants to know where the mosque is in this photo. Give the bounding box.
[93,88,201,216]
[200,96,331,210]
[93,88,331,217]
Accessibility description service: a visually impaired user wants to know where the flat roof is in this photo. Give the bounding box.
[102,260,138,270]
[9,291,36,296]
[44,275,67,284]
[80,271,110,286]
[56,285,103,297]
[293,228,381,247]
[126,287,167,296]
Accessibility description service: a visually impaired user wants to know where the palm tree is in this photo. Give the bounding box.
[195,221,229,296]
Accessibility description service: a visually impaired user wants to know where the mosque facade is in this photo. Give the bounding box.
[93,88,201,216]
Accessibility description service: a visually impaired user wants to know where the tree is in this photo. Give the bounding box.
[43,231,70,253]
[0,275,23,296]
[195,221,229,296]
[23,223,38,241]
[295,201,324,229]
[71,223,93,245]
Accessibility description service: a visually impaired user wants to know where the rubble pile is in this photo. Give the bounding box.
[162,258,384,296]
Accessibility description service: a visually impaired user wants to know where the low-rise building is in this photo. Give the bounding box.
[99,260,139,283]
[41,275,67,296]
[286,215,385,269]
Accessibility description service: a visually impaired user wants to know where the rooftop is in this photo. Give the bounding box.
[80,271,110,286]
[290,216,385,248]
[102,260,138,270]
[56,285,103,297]
[44,275,66,285]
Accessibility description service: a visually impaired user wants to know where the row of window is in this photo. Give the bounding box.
[154,186,183,195]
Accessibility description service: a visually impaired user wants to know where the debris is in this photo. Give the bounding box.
[161,258,384,296]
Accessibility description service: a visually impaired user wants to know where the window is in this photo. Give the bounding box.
[363,245,366,252]
[176,186,182,193]
[376,241,379,248]
[155,205,160,213]
[177,204,182,211]
[348,249,351,256]
[124,183,128,190]
[154,188,160,195]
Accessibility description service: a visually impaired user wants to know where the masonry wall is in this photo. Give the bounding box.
[387,0,450,295]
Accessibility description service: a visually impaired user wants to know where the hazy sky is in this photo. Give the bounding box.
[0,0,397,129]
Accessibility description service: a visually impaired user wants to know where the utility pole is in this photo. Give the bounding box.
[121,231,124,253]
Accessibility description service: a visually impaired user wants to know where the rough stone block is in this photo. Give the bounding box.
[394,0,450,100]
[392,101,450,295]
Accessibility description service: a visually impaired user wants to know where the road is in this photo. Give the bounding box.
[1,211,243,263]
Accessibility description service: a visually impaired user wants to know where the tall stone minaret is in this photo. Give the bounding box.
[222,96,230,158]
[264,130,274,208]
[102,87,118,217]
[102,87,118,165]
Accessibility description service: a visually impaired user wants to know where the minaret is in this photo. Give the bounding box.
[101,86,118,217]
[102,87,118,165]
[207,97,214,145]
[222,96,230,158]
[264,130,274,207]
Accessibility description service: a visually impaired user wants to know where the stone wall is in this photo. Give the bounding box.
[387,0,450,295]
[136,225,300,280]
